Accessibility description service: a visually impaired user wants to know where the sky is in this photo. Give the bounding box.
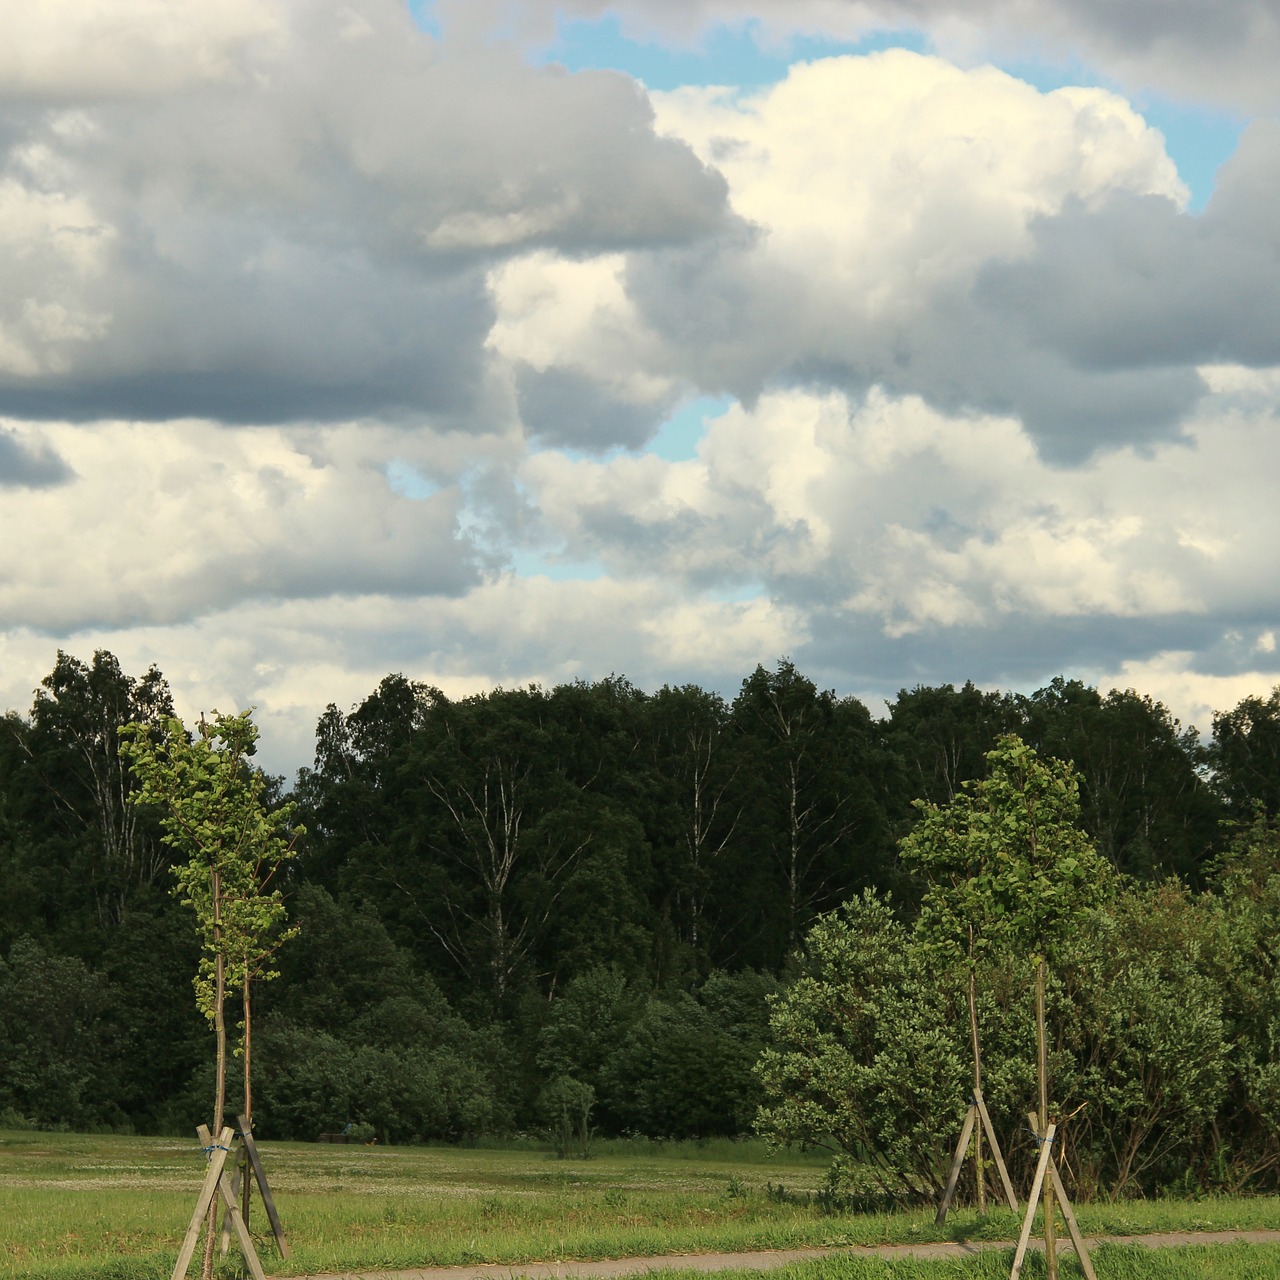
[2,0,1280,778]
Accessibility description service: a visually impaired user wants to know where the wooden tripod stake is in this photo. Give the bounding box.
[936,1087,1018,1224]
[173,1119,290,1280]
[217,1115,291,1260]
[1008,1113,1097,1280]
[171,1125,262,1280]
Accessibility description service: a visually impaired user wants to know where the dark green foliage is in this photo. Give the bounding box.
[252,1019,499,1143]
[538,799,655,986]
[1210,686,1280,819]
[885,681,1023,807]
[18,650,175,933]
[264,883,429,1032]
[257,882,512,1140]
[725,663,896,961]
[537,965,640,1095]
[602,991,764,1138]
[536,965,775,1139]
[1205,813,1280,1188]
[640,683,740,977]
[1056,886,1229,1197]
[0,937,119,1128]
[537,1074,595,1157]
[8,645,1280,1177]
[1020,679,1222,881]
[885,679,1223,882]
[96,892,205,1127]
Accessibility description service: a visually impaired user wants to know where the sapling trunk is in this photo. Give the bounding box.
[242,970,252,1228]
[1037,957,1057,1280]
[968,956,986,1213]
[203,871,226,1280]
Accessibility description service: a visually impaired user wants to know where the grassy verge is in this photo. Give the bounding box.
[644,1247,1280,1279]
[2,1130,1278,1279]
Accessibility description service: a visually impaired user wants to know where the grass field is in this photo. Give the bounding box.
[2,1130,1278,1279]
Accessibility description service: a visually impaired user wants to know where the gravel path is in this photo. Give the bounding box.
[305,1229,1280,1280]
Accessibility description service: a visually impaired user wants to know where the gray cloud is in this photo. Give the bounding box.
[4,0,1280,779]
[11,4,1252,461]
[0,0,730,429]
[622,226,1215,462]
[883,318,1211,462]
[797,607,1226,691]
[514,364,676,450]
[0,428,73,488]
[976,126,1280,377]
[0,259,496,426]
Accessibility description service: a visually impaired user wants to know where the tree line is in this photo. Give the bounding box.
[2,649,1280,1178]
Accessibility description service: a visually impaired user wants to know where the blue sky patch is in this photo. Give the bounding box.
[535,15,926,90]
[510,549,606,581]
[405,0,440,38]
[646,395,733,462]
[1131,96,1243,213]
[386,458,440,500]
[708,580,767,604]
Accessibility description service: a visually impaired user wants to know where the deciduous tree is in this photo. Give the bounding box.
[122,711,298,1280]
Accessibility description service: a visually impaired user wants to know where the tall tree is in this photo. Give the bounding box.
[1211,686,1280,820]
[123,711,299,1279]
[728,662,888,961]
[416,688,587,1008]
[1020,678,1221,879]
[884,681,1022,808]
[10,650,174,929]
[643,684,740,973]
[307,680,592,1009]
[932,736,1110,1277]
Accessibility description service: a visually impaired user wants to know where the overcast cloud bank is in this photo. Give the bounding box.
[2,0,1278,776]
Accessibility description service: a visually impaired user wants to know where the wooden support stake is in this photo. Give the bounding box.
[937,1088,1019,1223]
[213,1162,267,1280]
[1049,1154,1098,1280]
[1009,1121,1055,1280]
[217,1150,244,1256]
[197,1125,239,1258]
[974,1088,1018,1212]
[238,1113,291,1258]
[936,1103,978,1224]
[194,1124,267,1280]
[171,1126,235,1280]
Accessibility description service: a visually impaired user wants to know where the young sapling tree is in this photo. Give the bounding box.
[121,710,299,1278]
[945,737,1109,1277]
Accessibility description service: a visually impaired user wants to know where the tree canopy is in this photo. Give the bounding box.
[5,648,1280,1197]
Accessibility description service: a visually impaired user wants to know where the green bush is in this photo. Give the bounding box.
[755,892,964,1202]
[756,881,1246,1202]
[251,1018,498,1143]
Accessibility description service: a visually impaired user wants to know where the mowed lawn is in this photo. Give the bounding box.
[2,1129,1279,1279]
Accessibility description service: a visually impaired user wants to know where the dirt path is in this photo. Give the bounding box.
[306,1229,1280,1280]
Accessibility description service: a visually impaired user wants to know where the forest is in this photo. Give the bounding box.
[3,649,1280,1200]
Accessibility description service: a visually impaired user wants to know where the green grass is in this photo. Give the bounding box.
[2,1130,1278,1279]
